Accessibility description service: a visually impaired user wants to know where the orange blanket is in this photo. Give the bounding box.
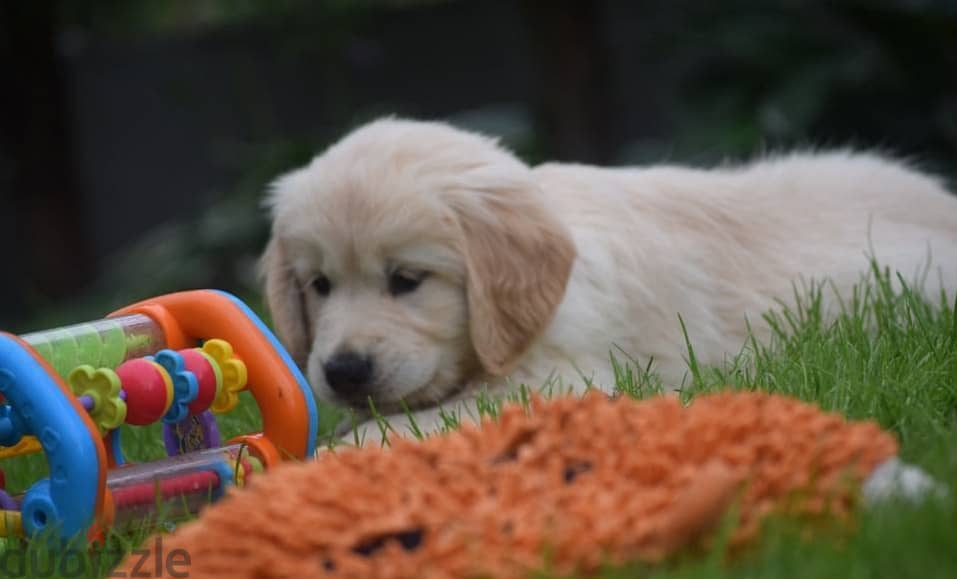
[117,391,897,578]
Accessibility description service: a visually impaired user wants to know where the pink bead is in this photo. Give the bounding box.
[180,349,217,415]
[117,358,171,425]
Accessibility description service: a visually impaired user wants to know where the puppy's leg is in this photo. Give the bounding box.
[330,400,484,450]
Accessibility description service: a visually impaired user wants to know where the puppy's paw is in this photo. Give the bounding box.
[863,457,948,504]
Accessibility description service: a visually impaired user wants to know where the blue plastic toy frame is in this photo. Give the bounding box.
[0,333,105,539]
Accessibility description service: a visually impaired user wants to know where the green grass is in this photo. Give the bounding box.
[2,262,956,578]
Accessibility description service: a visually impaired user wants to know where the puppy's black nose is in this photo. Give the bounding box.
[323,351,374,396]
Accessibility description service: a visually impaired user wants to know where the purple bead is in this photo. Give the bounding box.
[78,395,94,411]
[0,489,18,511]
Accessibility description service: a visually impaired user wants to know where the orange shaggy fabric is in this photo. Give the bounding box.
[117,392,898,578]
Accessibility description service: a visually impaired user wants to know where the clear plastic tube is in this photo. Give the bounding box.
[107,444,255,526]
[21,314,167,377]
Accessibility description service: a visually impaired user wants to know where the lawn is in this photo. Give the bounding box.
[1,263,955,578]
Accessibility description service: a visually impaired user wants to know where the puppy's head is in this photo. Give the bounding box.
[262,118,576,412]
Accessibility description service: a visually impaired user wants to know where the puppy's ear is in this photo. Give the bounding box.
[456,180,576,376]
[261,238,311,367]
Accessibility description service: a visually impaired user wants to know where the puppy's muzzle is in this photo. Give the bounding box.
[323,350,375,401]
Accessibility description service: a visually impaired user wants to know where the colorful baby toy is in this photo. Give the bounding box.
[0,290,318,541]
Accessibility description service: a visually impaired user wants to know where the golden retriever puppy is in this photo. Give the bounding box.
[262,118,957,443]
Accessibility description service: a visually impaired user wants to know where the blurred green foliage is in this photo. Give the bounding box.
[23,138,314,330]
[624,1,957,174]
[23,0,957,329]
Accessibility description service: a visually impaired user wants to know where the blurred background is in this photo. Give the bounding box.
[1,0,956,332]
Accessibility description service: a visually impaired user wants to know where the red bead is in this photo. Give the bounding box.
[181,349,217,416]
[117,358,171,425]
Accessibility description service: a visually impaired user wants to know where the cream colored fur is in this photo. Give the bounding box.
[262,118,957,445]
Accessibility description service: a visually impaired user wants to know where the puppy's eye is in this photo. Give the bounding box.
[311,274,332,297]
[389,271,427,296]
